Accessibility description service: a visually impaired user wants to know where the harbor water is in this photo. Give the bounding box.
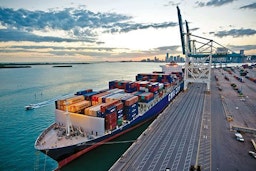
[0,62,163,171]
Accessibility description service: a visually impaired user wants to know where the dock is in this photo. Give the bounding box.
[110,66,256,171]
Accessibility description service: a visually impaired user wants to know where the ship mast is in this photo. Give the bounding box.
[64,100,72,137]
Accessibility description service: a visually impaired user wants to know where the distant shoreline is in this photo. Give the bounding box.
[0,61,163,69]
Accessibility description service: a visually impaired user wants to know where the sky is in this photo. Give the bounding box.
[0,0,256,62]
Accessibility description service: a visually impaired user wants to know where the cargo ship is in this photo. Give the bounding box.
[34,63,184,169]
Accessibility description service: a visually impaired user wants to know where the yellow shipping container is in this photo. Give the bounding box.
[84,104,102,117]
[57,95,85,106]
[60,100,91,113]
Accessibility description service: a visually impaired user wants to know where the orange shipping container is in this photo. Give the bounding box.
[57,95,85,106]
[100,100,120,113]
[124,96,139,106]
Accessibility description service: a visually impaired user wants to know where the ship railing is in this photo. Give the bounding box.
[35,123,56,148]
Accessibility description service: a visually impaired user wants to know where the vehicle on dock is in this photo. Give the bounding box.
[34,63,184,169]
[235,133,244,142]
[249,151,256,159]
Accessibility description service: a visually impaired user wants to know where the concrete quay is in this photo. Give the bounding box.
[110,67,256,171]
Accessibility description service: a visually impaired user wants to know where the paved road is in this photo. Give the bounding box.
[211,69,256,171]
[111,83,206,171]
[110,68,256,171]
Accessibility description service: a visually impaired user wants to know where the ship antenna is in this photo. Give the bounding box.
[64,100,72,137]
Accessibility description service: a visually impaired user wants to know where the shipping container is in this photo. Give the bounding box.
[139,92,154,103]
[123,96,139,106]
[92,92,109,105]
[56,95,85,109]
[123,104,138,121]
[105,112,117,130]
[62,100,91,113]
[75,89,93,95]
[82,91,99,101]
[84,104,102,117]
[100,100,120,113]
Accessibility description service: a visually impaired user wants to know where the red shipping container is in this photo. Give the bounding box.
[100,100,120,113]
[92,92,109,103]
[105,112,117,130]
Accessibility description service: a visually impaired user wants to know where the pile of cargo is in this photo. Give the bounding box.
[109,80,137,93]
[136,73,173,83]
[56,87,141,131]
[55,95,90,113]
[55,72,179,131]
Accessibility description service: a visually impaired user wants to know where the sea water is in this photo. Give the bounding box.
[0,62,162,171]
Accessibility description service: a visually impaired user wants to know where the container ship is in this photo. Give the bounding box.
[34,63,184,169]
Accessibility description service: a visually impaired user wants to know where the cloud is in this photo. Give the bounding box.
[0,7,178,43]
[106,22,177,33]
[213,28,256,38]
[0,29,95,42]
[163,1,181,7]
[228,45,256,51]
[239,2,256,10]
[196,0,234,7]
[155,45,180,51]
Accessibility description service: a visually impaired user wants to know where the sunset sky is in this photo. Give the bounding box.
[0,0,255,62]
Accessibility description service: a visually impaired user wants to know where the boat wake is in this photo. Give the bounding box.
[25,94,72,110]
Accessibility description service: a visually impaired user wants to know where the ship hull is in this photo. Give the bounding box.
[40,82,184,168]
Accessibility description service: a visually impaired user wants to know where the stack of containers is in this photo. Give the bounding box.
[105,105,117,130]
[148,82,159,94]
[136,73,173,84]
[100,100,120,114]
[81,91,99,101]
[91,92,109,105]
[171,72,183,81]
[138,92,154,103]
[66,100,91,113]
[99,89,124,103]
[84,104,102,117]
[135,81,150,92]
[75,89,93,95]
[115,102,124,126]
[122,96,139,121]
[109,80,137,93]
[56,95,85,110]
[158,83,164,97]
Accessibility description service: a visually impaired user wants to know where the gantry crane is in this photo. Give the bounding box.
[177,7,244,92]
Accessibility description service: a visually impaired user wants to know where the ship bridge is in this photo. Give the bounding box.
[177,7,245,92]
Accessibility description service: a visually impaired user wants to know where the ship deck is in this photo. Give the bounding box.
[35,123,92,150]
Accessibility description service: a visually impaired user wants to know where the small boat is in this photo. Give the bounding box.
[25,104,36,110]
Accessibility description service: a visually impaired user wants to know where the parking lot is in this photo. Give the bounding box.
[211,66,256,170]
